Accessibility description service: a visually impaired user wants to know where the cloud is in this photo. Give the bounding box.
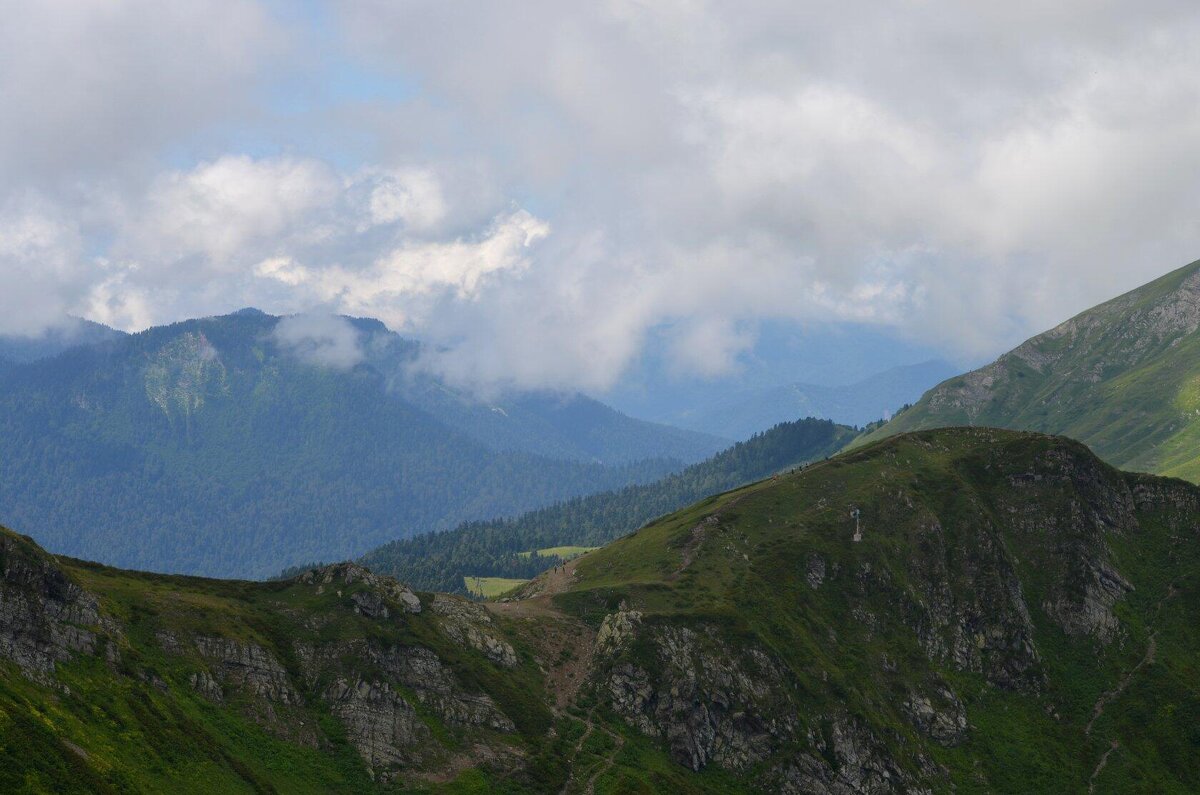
[273,312,365,370]
[0,0,282,187]
[7,2,1200,393]
[0,198,89,335]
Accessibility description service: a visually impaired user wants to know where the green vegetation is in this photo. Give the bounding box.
[552,428,1200,791]
[517,546,597,560]
[861,258,1200,482]
[6,426,1200,791]
[463,576,529,598]
[360,417,855,593]
[0,310,719,578]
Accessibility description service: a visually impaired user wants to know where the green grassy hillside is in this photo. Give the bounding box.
[4,427,1200,792]
[858,259,1200,481]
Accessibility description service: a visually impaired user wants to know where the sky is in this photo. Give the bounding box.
[4,1,1200,393]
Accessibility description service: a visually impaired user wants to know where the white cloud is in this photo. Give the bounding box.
[6,2,1200,392]
[273,312,365,370]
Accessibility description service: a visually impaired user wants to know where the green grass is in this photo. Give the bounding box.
[516,546,598,560]
[858,258,1200,484]
[463,576,529,598]
[7,427,1200,792]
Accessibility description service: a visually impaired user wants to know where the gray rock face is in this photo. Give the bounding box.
[430,595,517,668]
[194,636,301,704]
[298,562,421,614]
[905,516,1042,691]
[777,715,932,795]
[323,678,430,776]
[296,637,515,778]
[904,687,968,747]
[601,621,791,773]
[0,534,100,678]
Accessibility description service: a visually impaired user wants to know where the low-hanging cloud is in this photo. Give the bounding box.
[272,312,365,370]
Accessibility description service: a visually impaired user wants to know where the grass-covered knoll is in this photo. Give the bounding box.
[361,417,855,593]
[552,428,1200,792]
[860,259,1200,482]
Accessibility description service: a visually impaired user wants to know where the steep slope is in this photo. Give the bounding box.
[0,310,715,578]
[669,359,958,439]
[359,417,856,592]
[553,427,1200,792]
[859,259,1200,480]
[4,427,1200,792]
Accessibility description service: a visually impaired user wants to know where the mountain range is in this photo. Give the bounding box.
[0,310,723,578]
[658,359,958,439]
[862,259,1200,481]
[602,319,955,437]
[2,426,1197,791]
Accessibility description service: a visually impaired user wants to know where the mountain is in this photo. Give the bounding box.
[358,417,856,592]
[0,317,126,364]
[0,310,723,578]
[660,359,958,439]
[857,259,1200,481]
[602,319,953,432]
[3,426,1199,792]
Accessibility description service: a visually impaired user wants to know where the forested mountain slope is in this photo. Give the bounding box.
[860,259,1200,481]
[359,417,855,592]
[3,427,1199,792]
[0,310,719,577]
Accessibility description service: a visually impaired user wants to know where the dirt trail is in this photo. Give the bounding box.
[486,556,597,710]
[557,709,626,795]
[1088,740,1119,794]
[582,726,624,795]
[1085,632,1157,736]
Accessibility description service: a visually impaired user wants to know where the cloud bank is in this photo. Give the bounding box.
[5,2,1200,391]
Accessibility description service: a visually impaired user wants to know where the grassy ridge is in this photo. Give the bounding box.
[860,259,1200,482]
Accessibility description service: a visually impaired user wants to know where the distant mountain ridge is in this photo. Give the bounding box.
[0,310,723,577]
[860,259,1200,480]
[664,359,958,439]
[358,416,855,592]
[0,317,125,363]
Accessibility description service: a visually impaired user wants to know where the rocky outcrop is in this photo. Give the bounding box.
[775,714,933,794]
[430,595,517,668]
[295,637,515,778]
[323,678,431,776]
[298,562,421,614]
[904,686,968,747]
[194,636,301,704]
[600,620,793,773]
[0,534,100,679]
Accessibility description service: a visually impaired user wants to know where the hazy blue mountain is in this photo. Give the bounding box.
[601,318,964,435]
[0,310,720,577]
[0,317,126,363]
[665,359,958,439]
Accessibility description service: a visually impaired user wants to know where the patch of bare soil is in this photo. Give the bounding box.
[487,556,597,710]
